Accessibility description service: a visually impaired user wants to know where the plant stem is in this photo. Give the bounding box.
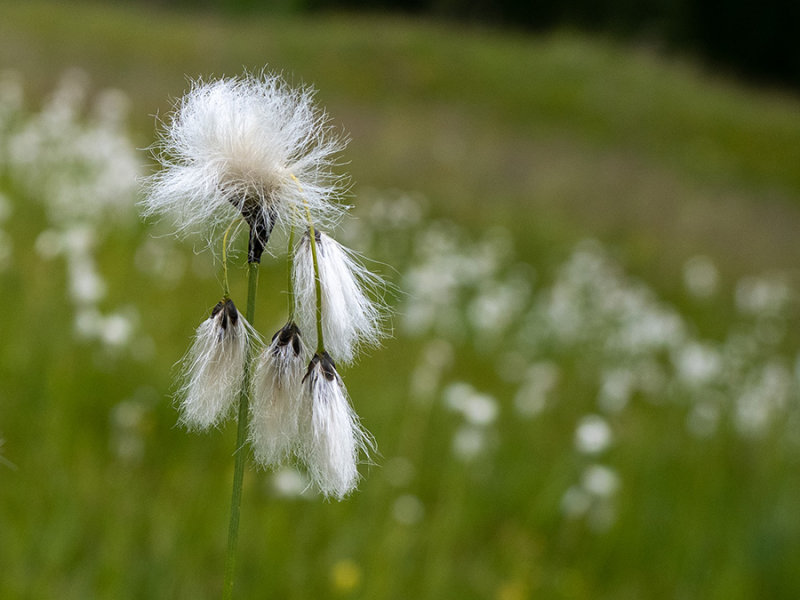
[287,223,296,320]
[306,223,325,354]
[221,220,236,298]
[222,260,259,600]
[289,174,325,353]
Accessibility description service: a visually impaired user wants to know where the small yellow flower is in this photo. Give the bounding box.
[495,578,529,600]
[330,558,362,594]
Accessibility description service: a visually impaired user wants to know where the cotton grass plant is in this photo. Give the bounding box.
[143,71,385,598]
[1,69,142,350]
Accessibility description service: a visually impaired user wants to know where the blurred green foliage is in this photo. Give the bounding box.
[2,2,800,599]
[118,0,800,89]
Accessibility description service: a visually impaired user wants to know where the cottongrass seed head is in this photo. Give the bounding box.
[294,230,386,364]
[142,72,348,250]
[249,321,307,467]
[178,297,251,430]
[301,351,375,499]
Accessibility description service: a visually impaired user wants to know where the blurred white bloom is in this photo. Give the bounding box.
[392,494,425,525]
[402,256,460,337]
[35,229,63,259]
[534,241,687,358]
[271,467,310,499]
[74,307,105,340]
[443,382,497,462]
[686,398,721,438]
[561,485,593,519]
[562,464,620,532]
[101,312,136,348]
[734,360,793,438]
[178,298,250,430]
[110,399,149,463]
[409,338,454,403]
[683,255,719,299]
[401,225,512,340]
[452,425,486,461]
[574,414,613,455]
[514,361,559,418]
[364,192,423,231]
[8,70,139,226]
[473,405,496,431]
[610,295,685,356]
[92,88,131,128]
[597,368,635,413]
[735,275,792,316]
[250,322,307,466]
[294,230,385,364]
[143,73,347,259]
[68,254,106,304]
[444,383,498,426]
[301,352,374,499]
[674,342,722,387]
[581,464,620,497]
[467,272,531,343]
[443,382,473,408]
[2,71,141,351]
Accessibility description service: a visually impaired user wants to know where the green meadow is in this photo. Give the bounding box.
[2,1,800,598]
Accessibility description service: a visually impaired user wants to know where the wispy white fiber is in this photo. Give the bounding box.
[294,231,385,363]
[178,298,250,430]
[143,72,348,245]
[301,352,374,499]
[249,322,308,466]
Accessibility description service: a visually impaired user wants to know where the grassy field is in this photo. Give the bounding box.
[2,1,800,598]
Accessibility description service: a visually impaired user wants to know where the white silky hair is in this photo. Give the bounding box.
[178,299,250,430]
[294,231,385,364]
[142,73,348,245]
[301,353,374,499]
[249,323,308,467]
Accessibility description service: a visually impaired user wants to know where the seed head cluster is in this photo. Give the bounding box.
[143,73,347,260]
[179,298,249,430]
[294,231,384,364]
[144,72,385,499]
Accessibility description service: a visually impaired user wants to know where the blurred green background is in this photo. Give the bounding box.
[2,1,800,598]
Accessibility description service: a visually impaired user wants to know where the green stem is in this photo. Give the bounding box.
[221,220,236,299]
[289,174,325,354]
[306,224,325,354]
[222,260,259,600]
[287,223,296,321]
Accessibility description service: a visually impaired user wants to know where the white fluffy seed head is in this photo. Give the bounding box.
[142,72,348,247]
[249,322,308,467]
[178,298,250,430]
[301,352,374,499]
[294,230,386,364]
